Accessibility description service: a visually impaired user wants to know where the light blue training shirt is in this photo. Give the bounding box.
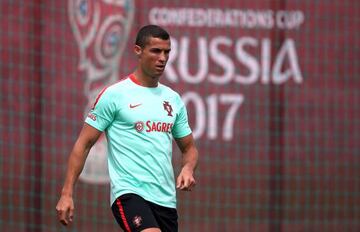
[85,74,192,208]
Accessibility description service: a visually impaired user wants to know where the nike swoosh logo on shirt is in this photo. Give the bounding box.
[129,103,142,108]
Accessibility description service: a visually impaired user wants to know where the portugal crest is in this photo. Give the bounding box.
[163,101,173,117]
[132,215,142,228]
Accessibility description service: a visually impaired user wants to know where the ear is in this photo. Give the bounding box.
[134,45,142,57]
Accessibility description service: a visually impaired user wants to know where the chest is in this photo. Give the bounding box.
[117,91,177,125]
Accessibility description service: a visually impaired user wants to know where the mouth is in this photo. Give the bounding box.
[155,65,165,71]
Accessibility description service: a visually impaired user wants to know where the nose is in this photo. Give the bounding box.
[159,51,167,63]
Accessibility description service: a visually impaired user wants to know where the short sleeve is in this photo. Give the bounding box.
[172,99,192,139]
[85,88,116,132]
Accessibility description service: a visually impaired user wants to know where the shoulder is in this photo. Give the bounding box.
[159,83,181,98]
[101,77,131,96]
[109,77,131,91]
[92,77,130,108]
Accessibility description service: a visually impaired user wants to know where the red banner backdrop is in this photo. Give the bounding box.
[1,0,359,231]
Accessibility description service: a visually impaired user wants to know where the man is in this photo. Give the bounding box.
[56,25,199,232]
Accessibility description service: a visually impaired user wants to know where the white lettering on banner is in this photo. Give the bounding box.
[276,10,305,29]
[149,7,306,142]
[235,37,259,84]
[272,39,303,84]
[182,93,244,141]
[149,8,304,30]
[178,37,208,84]
[166,36,303,85]
[209,36,234,84]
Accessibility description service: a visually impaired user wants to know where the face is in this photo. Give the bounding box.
[135,37,171,78]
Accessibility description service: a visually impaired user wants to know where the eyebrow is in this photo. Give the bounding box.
[149,47,171,52]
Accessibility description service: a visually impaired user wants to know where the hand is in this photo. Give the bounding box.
[55,195,74,226]
[176,167,196,191]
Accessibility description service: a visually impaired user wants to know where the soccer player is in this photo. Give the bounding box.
[56,25,199,232]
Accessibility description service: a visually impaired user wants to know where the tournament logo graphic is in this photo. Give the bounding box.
[163,101,173,116]
[68,0,134,184]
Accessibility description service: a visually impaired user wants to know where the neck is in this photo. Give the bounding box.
[133,69,159,87]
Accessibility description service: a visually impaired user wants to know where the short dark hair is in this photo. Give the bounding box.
[135,25,170,48]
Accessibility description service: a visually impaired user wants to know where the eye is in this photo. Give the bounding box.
[150,48,162,54]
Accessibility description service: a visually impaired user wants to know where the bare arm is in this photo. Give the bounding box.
[56,123,102,226]
[175,134,199,191]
